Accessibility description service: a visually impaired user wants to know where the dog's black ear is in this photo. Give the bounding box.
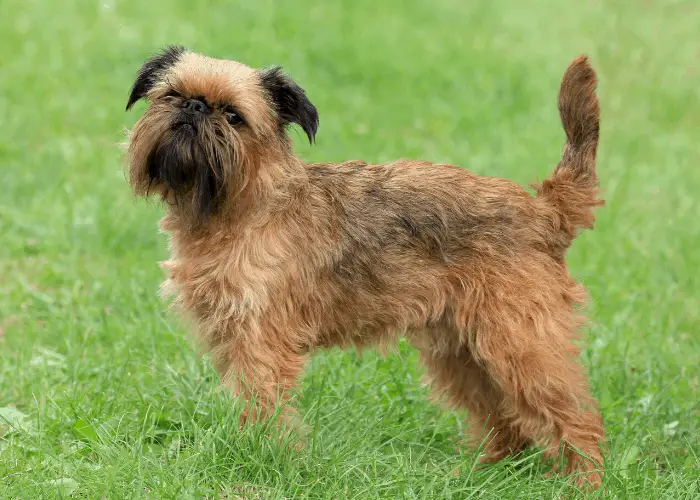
[259,67,319,144]
[126,45,187,111]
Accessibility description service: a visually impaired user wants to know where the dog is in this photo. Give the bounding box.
[124,46,605,486]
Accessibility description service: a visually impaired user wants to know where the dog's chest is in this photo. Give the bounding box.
[161,227,300,328]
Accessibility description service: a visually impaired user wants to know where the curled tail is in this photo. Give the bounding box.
[536,56,603,240]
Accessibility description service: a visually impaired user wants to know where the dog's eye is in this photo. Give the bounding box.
[162,89,182,100]
[223,107,243,126]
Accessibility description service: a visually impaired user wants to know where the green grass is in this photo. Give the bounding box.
[1,0,698,497]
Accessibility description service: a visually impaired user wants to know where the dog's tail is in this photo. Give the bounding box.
[535,56,603,240]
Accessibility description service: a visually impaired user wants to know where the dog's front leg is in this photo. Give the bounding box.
[214,336,307,428]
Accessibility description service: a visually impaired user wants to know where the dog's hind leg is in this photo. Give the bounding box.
[413,328,531,462]
[459,266,605,487]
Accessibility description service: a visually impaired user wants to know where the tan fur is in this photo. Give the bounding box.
[125,50,605,487]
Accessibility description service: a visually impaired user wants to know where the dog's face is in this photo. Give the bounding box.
[125,46,318,218]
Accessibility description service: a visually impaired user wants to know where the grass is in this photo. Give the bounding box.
[1,0,698,497]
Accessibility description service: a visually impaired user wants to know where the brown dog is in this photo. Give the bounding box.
[125,47,605,486]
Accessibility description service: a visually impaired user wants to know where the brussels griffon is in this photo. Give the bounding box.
[125,46,605,486]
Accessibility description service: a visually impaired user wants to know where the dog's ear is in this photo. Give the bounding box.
[259,67,319,144]
[126,45,187,111]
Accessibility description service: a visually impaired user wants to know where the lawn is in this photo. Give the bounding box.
[1,0,698,498]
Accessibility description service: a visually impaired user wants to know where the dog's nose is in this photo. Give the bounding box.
[182,98,210,116]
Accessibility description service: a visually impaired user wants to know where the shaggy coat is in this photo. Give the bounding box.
[125,47,605,486]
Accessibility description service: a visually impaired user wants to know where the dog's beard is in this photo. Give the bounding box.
[147,124,225,219]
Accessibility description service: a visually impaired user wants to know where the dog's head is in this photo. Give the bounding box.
[125,45,318,219]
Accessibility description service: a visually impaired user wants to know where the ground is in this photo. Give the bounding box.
[1,0,698,498]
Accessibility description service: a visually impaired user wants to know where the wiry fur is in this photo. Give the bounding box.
[125,48,605,487]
